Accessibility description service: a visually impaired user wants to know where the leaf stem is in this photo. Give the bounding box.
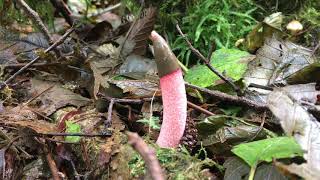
[248,165,256,180]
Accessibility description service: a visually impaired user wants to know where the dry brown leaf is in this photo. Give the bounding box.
[124,7,157,55]
[110,79,159,97]
[30,78,91,116]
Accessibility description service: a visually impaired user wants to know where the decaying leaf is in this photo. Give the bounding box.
[88,43,121,98]
[286,62,320,84]
[275,162,320,180]
[267,90,320,177]
[30,78,91,115]
[0,107,57,134]
[123,7,157,55]
[244,36,316,102]
[244,36,315,90]
[245,12,284,52]
[110,79,159,97]
[119,54,157,76]
[223,157,250,180]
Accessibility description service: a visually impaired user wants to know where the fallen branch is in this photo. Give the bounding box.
[185,82,268,111]
[176,24,242,96]
[187,101,215,116]
[127,132,164,180]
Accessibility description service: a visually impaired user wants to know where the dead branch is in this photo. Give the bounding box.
[187,101,215,116]
[185,82,268,111]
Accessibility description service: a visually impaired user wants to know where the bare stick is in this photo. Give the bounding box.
[185,82,268,111]
[50,0,74,25]
[15,0,53,43]
[127,132,165,180]
[2,27,74,88]
[39,132,112,137]
[15,0,62,56]
[42,142,60,180]
[187,101,215,116]
[106,98,115,127]
[311,40,320,57]
[176,24,242,95]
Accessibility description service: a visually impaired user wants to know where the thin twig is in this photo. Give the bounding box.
[248,83,274,91]
[311,40,320,57]
[88,3,122,18]
[43,143,60,180]
[185,82,268,111]
[2,62,60,69]
[50,0,74,25]
[249,111,266,141]
[39,132,112,137]
[1,27,74,89]
[22,85,54,107]
[127,132,164,180]
[15,0,60,56]
[176,24,242,95]
[106,98,115,127]
[187,101,215,116]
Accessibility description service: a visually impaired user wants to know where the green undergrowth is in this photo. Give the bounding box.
[0,0,55,29]
[126,138,221,180]
[163,0,258,66]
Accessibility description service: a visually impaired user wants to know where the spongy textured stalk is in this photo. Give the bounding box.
[156,69,187,148]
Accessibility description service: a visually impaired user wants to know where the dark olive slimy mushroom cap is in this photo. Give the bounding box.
[150,31,180,78]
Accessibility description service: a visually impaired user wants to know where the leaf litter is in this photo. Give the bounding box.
[0,1,320,179]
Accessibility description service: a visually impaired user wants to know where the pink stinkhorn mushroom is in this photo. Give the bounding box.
[150,31,187,148]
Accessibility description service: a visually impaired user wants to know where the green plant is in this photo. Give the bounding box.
[0,0,55,29]
[128,141,219,179]
[232,137,303,180]
[171,0,258,66]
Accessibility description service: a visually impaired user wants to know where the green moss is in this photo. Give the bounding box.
[128,139,220,179]
[0,0,55,30]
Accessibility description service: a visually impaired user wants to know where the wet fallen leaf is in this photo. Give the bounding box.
[30,78,91,116]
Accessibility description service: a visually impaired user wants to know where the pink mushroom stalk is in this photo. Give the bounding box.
[150,31,187,148]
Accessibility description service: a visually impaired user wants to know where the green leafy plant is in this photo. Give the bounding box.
[137,116,160,130]
[184,48,250,87]
[232,137,303,180]
[65,121,81,143]
[171,0,258,66]
[0,0,55,29]
[129,142,220,179]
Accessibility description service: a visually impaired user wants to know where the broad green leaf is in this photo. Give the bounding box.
[232,137,303,167]
[184,49,250,87]
[65,121,81,143]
